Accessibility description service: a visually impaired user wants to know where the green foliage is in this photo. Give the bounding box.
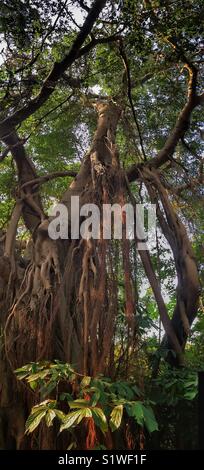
[15,360,158,439]
[152,366,198,406]
[126,401,158,433]
[110,404,123,431]
[25,400,65,434]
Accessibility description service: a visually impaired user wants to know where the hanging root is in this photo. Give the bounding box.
[78,239,93,374]
[3,218,62,368]
[119,186,136,332]
[34,220,61,292]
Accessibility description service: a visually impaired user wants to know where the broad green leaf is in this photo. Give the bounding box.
[45,409,56,427]
[68,399,90,409]
[184,390,197,400]
[15,364,35,379]
[26,369,50,382]
[32,399,56,411]
[29,380,38,391]
[90,389,101,407]
[80,376,91,388]
[60,410,83,432]
[60,392,73,402]
[54,410,66,421]
[143,406,158,433]
[25,410,46,434]
[132,384,141,396]
[15,371,30,380]
[109,405,123,431]
[67,442,77,450]
[60,408,92,432]
[126,401,144,426]
[92,408,108,434]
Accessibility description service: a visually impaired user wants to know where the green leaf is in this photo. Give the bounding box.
[126,401,144,426]
[68,399,90,409]
[54,410,66,422]
[45,409,56,427]
[60,408,92,432]
[15,364,34,379]
[25,410,46,434]
[32,399,56,411]
[60,392,73,402]
[60,410,83,432]
[90,389,101,407]
[67,442,77,450]
[143,406,158,433]
[92,408,108,434]
[111,382,135,400]
[29,380,38,391]
[94,444,107,450]
[15,371,30,380]
[109,405,123,431]
[184,390,197,400]
[80,376,91,388]
[26,369,50,382]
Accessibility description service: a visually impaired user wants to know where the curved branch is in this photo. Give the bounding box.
[0,0,107,133]
[2,130,44,234]
[125,176,183,362]
[127,64,203,182]
[4,202,23,259]
[118,39,147,161]
[143,168,200,363]
[14,0,69,76]
[138,247,183,362]
[20,170,77,191]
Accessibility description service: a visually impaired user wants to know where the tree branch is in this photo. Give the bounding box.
[20,170,77,191]
[76,0,90,12]
[127,63,203,182]
[125,176,183,361]
[14,0,69,76]
[4,202,23,259]
[1,130,44,234]
[118,39,147,161]
[0,0,107,134]
[142,167,200,362]
[138,247,183,361]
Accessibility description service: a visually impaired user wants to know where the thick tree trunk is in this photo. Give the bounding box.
[0,99,201,448]
[0,100,128,449]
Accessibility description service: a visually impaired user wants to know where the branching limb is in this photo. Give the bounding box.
[4,202,23,259]
[142,167,200,362]
[118,39,147,161]
[125,176,183,362]
[13,0,69,76]
[1,130,44,234]
[20,170,77,191]
[0,0,108,132]
[127,55,203,182]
